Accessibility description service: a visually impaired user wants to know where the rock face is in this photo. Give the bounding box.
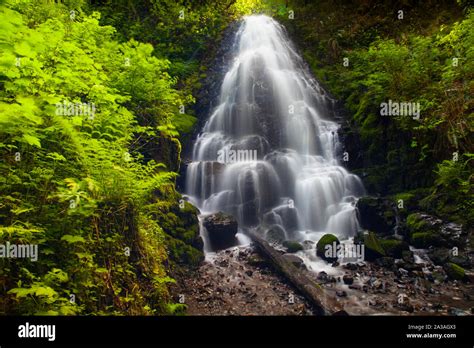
[356,196,397,236]
[203,212,238,250]
[156,199,204,267]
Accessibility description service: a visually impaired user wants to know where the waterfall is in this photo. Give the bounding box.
[185,15,365,251]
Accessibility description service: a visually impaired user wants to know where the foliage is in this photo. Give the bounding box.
[0,1,198,315]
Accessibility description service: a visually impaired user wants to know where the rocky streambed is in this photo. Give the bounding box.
[172,246,317,315]
[172,242,473,316]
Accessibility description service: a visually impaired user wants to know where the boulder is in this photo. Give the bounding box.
[443,262,466,281]
[265,224,286,244]
[406,213,465,248]
[342,274,354,285]
[362,231,386,261]
[380,239,409,258]
[203,212,238,250]
[356,196,396,236]
[411,232,442,248]
[316,234,340,262]
[375,257,395,269]
[282,240,304,253]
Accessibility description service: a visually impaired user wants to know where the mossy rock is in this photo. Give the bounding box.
[316,234,339,262]
[406,213,441,236]
[165,235,204,267]
[411,232,441,248]
[282,240,304,253]
[406,213,429,235]
[363,231,386,261]
[380,239,409,258]
[392,192,417,218]
[443,262,466,281]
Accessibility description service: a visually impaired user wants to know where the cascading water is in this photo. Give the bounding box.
[185,15,365,257]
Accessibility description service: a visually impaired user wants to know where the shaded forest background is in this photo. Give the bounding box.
[0,0,472,315]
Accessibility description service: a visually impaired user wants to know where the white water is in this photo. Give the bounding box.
[185,15,365,251]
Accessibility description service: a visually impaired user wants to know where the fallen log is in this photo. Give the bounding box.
[249,230,347,316]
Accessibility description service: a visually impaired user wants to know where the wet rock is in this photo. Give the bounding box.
[316,233,340,262]
[265,224,286,244]
[265,205,299,234]
[356,196,396,236]
[336,290,347,297]
[375,257,395,269]
[428,247,472,268]
[344,263,358,270]
[411,232,443,248]
[401,249,415,264]
[302,240,315,250]
[406,213,465,248]
[440,222,465,247]
[428,248,450,265]
[317,271,329,282]
[443,262,466,281]
[380,239,409,258]
[362,231,386,261]
[203,212,238,250]
[342,274,354,285]
[282,240,304,253]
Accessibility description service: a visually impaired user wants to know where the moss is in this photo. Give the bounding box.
[411,232,439,248]
[165,235,204,267]
[444,262,466,281]
[380,239,409,258]
[363,231,386,261]
[406,213,428,234]
[394,192,415,204]
[282,240,304,253]
[316,234,339,261]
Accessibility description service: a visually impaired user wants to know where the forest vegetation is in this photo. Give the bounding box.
[0,0,472,315]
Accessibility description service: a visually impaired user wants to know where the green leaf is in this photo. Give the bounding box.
[22,134,41,148]
[61,235,86,243]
